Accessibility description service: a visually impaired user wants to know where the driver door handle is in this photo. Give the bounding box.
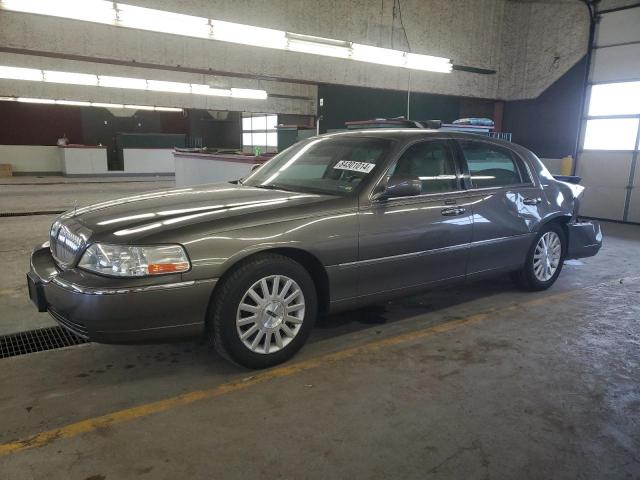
[523,197,542,206]
[441,207,466,216]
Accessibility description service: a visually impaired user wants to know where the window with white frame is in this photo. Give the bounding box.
[584,81,640,151]
[242,113,278,153]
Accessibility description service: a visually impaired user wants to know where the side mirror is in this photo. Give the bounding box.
[373,175,422,201]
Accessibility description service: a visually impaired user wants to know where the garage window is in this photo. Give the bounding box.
[584,81,640,151]
[583,118,640,151]
[588,82,640,117]
[242,114,278,153]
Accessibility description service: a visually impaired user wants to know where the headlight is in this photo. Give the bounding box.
[78,243,190,277]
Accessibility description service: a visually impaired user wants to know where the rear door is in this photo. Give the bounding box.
[356,139,474,296]
[456,139,544,276]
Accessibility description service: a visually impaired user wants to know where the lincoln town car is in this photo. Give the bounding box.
[28,130,602,368]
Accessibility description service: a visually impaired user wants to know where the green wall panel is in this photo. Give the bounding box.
[318,84,463,133]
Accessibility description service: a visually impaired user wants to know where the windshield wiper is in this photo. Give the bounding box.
[254,184,299,193]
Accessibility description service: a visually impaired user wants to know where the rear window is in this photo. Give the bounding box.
[460,141,526,188]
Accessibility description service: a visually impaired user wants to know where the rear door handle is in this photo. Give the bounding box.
[441,207,466,216]
[523,197,542,206]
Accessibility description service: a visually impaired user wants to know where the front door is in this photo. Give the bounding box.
[356,139,474,297]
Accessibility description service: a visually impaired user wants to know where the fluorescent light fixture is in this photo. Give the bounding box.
[154,106,182,112]
[147,80,191,94]
[0,64,267,100]
[0,65,42,81]
[0,1,452,73]
[406,53,453,73]
[231,88,268,100]
[116,3,212,38]
[0,96,182,112]
[44,70,98,86]
[191,84,232,97]
[124,104,155,111]
[17,97,55,104]
[56,100,91,106]
[351,44,406,67]
[286,33,351,59]
[99,75,147,90]
[90,102,125,108]
[212,20,286,49]
[1,0,115,23]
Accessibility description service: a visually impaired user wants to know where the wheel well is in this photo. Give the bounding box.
[542,215,571,241]
[213,248,331,314]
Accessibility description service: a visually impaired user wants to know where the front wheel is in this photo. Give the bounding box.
[208,254,317,369]
[511,223,566,291]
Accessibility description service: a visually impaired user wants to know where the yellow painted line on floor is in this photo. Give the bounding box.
[0,277,636,457]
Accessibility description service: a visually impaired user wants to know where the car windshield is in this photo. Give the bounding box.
[242,136,394,196]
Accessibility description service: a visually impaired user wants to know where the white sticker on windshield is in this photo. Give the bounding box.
[333,160,376,173]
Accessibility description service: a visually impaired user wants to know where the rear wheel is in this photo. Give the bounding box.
[208,253,317,369]
[511,223,566,291]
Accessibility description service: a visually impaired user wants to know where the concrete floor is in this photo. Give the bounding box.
[1,177,639,479]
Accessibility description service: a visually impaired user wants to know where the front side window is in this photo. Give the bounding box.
[388,141,459,193]
[460,141,524,188]
[243,136,393,196]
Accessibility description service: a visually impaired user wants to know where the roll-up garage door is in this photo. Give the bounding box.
[576,4,640,222]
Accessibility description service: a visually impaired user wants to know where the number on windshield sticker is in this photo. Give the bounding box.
[333,160,376,173]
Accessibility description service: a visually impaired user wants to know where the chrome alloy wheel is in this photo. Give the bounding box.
[236,275,305,354]
[533,231,562,282]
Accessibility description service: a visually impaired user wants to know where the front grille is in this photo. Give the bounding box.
[48,309,90,339]
[0,326,88,359]
[50,220,85,268]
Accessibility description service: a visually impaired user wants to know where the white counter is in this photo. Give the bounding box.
[0,145,61,173]
[60,147,108,175]
[1,145,177,176]
[123,148,175,174]
[174,152,267,187]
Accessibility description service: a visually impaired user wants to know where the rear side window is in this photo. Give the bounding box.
[460,141,525,188]
[389,141,459,193]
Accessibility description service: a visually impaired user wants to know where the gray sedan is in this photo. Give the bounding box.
[28,130,602,368]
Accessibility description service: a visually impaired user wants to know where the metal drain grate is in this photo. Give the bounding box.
[0,210,65,217]
[0,326,88,359]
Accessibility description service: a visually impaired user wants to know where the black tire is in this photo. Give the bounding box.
[208,253,317,369]
[511,223,566,291]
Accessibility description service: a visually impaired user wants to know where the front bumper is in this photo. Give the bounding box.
[28,246,217,343]
[566,221,603,259]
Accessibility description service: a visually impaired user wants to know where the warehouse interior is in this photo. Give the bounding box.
[1,0,639,478]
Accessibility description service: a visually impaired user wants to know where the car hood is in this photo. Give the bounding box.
[60,183,339,242]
